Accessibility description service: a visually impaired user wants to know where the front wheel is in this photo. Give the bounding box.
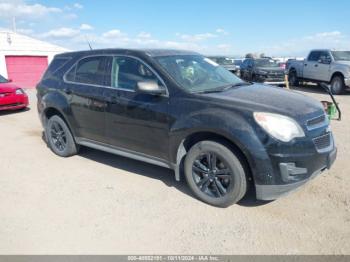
[330,75,345,95]
[184,140,247,207]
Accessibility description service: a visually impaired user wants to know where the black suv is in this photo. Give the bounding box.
[37,49,337,207]
[240,58,286,86]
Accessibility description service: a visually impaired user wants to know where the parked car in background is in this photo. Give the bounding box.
[288,49,350,94]
[0,74,29,111]
[240,58,286,85]
[208,56,240,76]
[37,49,336,207]
[278,62,286,70]
[285,59,296,71]
[233,58,244,69]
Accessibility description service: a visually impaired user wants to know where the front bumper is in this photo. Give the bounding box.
[256,142,337,201]
[345,77,350,87]
[264,81,286,86]
[0,94,29,111]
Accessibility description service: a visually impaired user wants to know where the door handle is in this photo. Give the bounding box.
[62,88,71,94]
[304,64,308,66]
[315,64,318,67]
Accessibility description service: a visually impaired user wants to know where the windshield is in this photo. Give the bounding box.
[255,59,279,67]
[331,51,350,61]
[210,57,234,65]
[155,55,245,93]
[0,74,8,83]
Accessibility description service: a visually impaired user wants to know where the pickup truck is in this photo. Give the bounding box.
[287,49,350,94]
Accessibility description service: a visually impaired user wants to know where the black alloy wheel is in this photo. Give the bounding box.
[192,152,232,198]
[184,140,247,207]
[46,115,79,157]
[50,121,67,152]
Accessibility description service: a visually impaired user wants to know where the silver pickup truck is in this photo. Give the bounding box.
[287,49,350,94]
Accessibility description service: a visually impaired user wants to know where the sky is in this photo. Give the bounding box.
[0,0,350,57]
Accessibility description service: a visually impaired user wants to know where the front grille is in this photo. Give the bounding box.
[313,133,332,152]
[267,71,284,77]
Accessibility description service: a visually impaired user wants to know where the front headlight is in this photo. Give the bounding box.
[254,112,305,142]
[15,89,24,95]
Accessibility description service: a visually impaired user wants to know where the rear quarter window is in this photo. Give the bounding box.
[42,57,71,80]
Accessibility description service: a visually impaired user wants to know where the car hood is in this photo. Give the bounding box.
[335,61,350,66]
[201,83,324,121]
[0,82,20,93]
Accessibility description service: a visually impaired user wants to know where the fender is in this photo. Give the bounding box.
[170,108,271,182]
[40,90,79,138]
[330,70,346,82]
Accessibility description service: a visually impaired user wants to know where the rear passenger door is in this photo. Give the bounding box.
[104,56,170,160]
[64,56,112,143]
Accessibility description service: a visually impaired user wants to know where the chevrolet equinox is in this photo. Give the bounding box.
[37,49,337,207]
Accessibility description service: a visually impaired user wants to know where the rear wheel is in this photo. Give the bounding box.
[184,140,247,207]
[46,115,79,157]
[330,75,345,95]
[288,70,299,87]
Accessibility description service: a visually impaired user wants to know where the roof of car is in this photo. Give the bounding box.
[56,48,200,58]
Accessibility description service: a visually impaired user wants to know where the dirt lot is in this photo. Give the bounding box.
[0,86,349,255]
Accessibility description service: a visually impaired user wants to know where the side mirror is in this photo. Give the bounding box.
[136,81,166,95]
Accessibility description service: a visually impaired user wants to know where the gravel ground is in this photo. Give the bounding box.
[0,86,349,254]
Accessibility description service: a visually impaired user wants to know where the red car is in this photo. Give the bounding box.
[0,74,29,111]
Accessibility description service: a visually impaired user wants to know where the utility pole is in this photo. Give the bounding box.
[12,17,17,33]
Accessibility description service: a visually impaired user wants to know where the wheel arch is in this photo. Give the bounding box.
[289,67,297,73]
[42,106,77,139]
[331,71,344,81]
[174,130,254,186]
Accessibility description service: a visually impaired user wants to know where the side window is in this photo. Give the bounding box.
[65,64,76,82]
[319,51,331,62]
[111,56,160,90]
[74,56,110,85]
[308,51,321,62]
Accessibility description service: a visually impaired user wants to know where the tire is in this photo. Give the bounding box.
[330,75,345,95]
[252,74,257,82]
[288,70,299,87]
[184,140,247,207]
[45,115,79,157]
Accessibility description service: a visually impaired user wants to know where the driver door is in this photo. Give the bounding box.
[316,51,332,82]
[104,56,170,160]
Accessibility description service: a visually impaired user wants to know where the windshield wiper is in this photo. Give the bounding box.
[228,82,252,88]
[195,81,252,94]
[195,87,226,94]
